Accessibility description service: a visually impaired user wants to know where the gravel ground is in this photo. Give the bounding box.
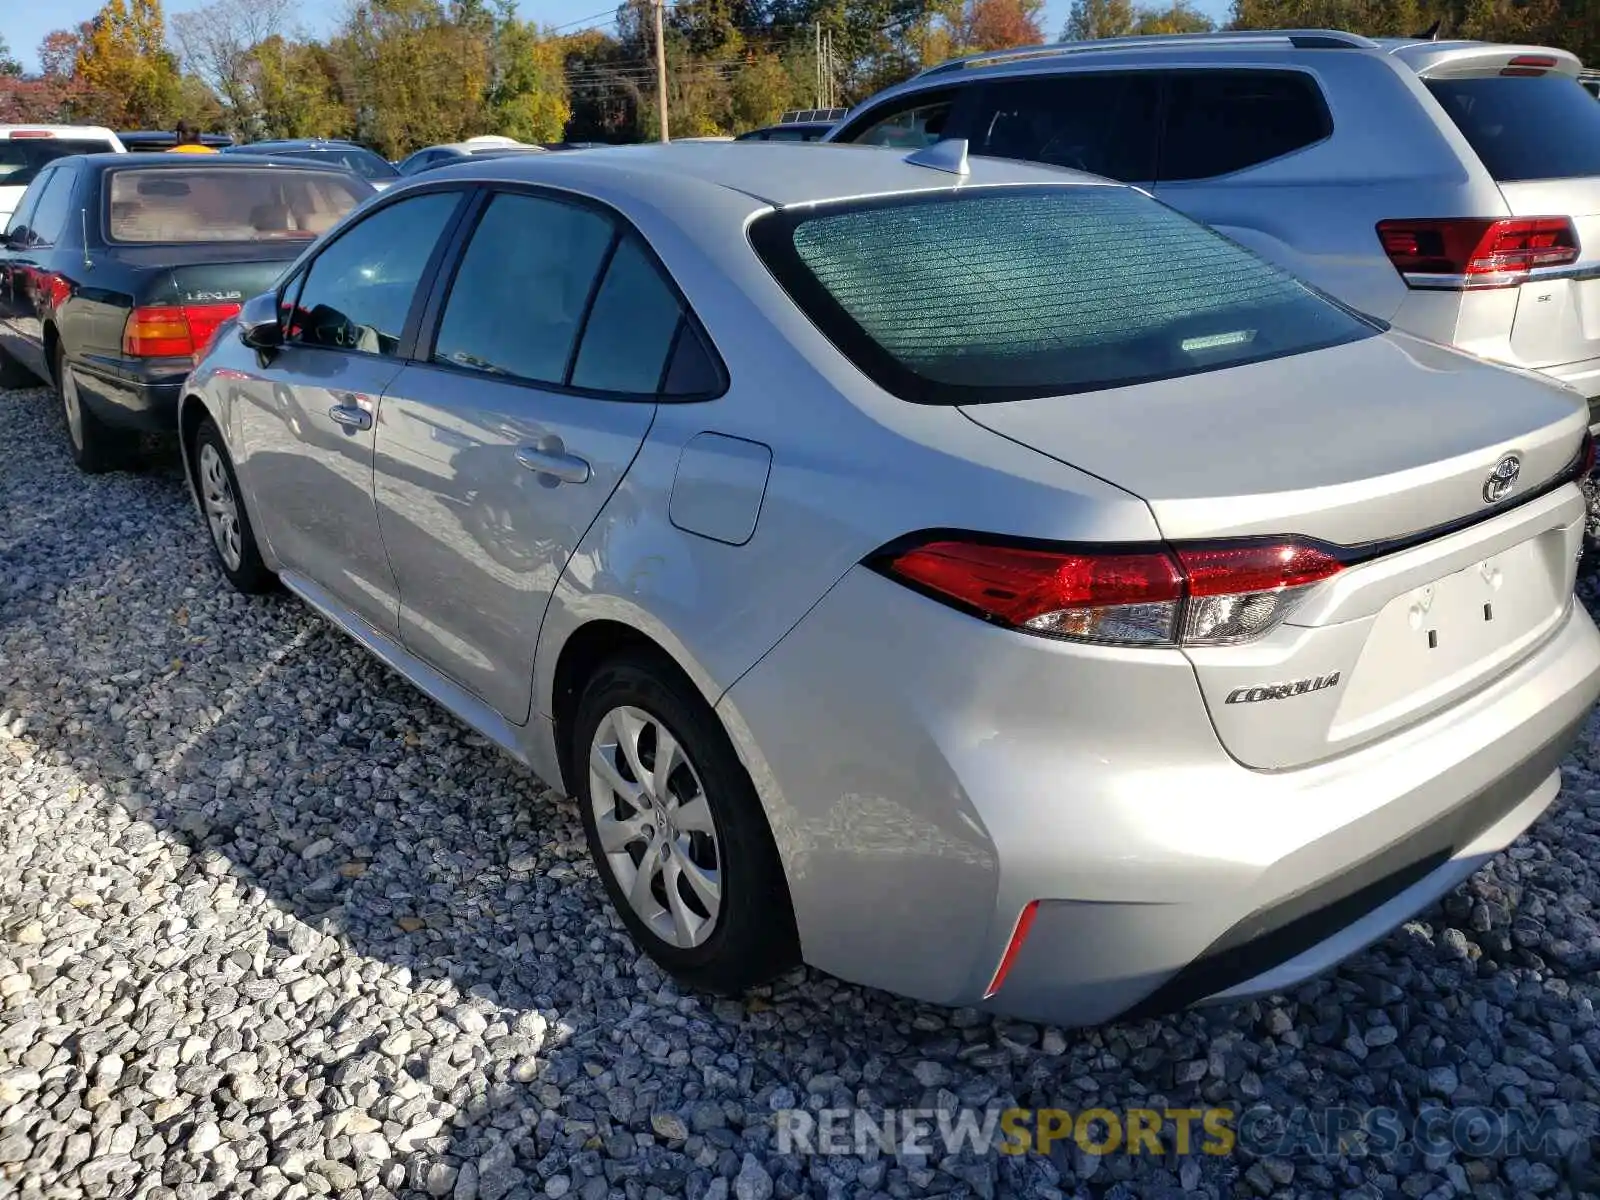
[2,381,1600,1200]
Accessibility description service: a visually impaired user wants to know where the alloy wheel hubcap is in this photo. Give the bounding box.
[61,370,83,451]
[198,443,243,571]
[588,705,721,948]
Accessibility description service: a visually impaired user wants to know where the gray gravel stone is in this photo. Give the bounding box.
[0,380,1598,1200]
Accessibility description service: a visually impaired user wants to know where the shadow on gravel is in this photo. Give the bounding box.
[3,389,1598,1200]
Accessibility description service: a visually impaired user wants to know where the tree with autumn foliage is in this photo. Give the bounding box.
[74,0,185,127]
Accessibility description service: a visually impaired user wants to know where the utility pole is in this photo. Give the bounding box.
[654,0,669,143]
[814,21,822,109]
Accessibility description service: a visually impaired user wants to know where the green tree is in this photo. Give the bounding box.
[244,35,351,139]
[486,15,571,142]
[1062,0,1136,38]
[1132,0,1215,32]
[74,0,185,127]
[1228,0,1424,35]
[0,35,23,76]
[339,0,493,157]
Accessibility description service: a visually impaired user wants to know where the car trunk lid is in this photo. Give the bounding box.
[961,332,1589,769]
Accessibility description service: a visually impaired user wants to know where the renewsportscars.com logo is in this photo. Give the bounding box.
[774,1104,1582,1161]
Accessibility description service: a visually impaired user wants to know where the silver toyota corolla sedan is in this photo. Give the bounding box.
[179,142,1600,1026]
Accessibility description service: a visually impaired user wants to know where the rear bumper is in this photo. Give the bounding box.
[73,354,188,432]
[719,566,1600,1027]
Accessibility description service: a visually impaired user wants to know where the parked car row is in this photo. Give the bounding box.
[2,30,1600,1029]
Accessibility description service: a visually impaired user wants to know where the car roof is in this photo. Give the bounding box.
[414,140,1107,208]
[0,124,121,141]
[230,139,367,150]
[70,151,363,173]
[901,30,1579,84]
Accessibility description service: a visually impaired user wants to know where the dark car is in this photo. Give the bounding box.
[405,145,551,174]
[223,139,399,188]
[735,107,848,142]
[0,153,372,471]
[118,130,235,151]
[734,122,836,142]
[395,141,547,176]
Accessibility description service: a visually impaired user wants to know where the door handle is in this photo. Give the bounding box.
[328,403,372,431]
[516,445,591,485]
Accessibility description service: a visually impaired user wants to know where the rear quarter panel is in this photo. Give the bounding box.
[531,179,1162,719]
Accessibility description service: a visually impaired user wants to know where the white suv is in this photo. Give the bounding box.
[826,31,1600,428]
[0,125,125,227]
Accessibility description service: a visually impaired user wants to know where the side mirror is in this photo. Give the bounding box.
[237,291,283,351]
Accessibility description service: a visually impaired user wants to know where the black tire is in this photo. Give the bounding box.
[193,417,276,594]
[572,652,799,994]
[56,344,135,474]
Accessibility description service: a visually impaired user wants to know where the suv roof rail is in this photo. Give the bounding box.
[913,29,1377,78]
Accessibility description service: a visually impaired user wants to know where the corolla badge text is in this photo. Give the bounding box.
[1483,454,1521,504]
[1225,672,1341,704]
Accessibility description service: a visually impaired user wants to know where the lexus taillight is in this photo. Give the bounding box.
[122,302,241,358]
[1377,217,1579,287]
[879,537,1343,647]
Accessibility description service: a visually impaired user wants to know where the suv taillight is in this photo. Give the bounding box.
[1377,217,1579,287]
[877,537,1343,647]
[122,302,241,358]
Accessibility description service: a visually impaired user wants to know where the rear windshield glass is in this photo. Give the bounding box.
[1426,76,1600,181]
[107,168,365,243]
[0,139,115,188]
[749,186,1374,404]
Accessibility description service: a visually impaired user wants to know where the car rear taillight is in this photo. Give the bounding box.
[122,302,242,358]
[8,130,55,139]
[879,537,1343,647]
[1377,217,1579,287]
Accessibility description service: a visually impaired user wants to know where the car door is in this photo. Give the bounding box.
[232,186,468,636]
[372,188,686,723]
[1,165,76,379]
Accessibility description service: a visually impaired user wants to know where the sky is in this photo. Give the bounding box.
[8,0,1236,75]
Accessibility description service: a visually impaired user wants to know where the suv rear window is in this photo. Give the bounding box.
[749,186,1374,404]
[0,139,115,188]
[108,167,365,242]
[1427,76,1600,181]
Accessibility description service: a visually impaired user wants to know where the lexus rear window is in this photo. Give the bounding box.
[749,186,1374,404]
[1427,75,1600,181]
[108,167,365,242]
[0,139,113,188]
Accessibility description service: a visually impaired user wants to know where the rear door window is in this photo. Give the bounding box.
[432,192,615,385]
[27,167,77,246]
[1426,75,1600,181]
[1159,71,1331,182]
[749,185,1374,404]
[971,73,1160,181]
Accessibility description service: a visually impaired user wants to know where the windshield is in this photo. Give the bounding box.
[108,167,366,242]
[1426,75,1600,181]
[749,185,1375,404]
[0,139,116,189]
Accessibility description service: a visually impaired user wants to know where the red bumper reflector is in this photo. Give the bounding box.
[984,900,1039,999]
